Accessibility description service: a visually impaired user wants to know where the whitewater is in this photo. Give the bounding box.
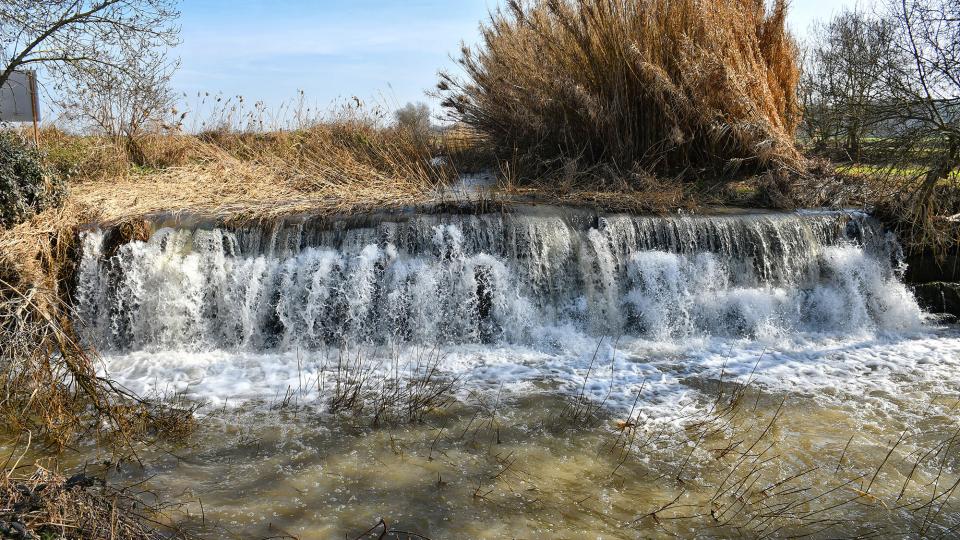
[74,209,960,419]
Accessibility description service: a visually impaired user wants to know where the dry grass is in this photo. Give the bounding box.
[438,0,803,184]
[262,344,461,427]
[436,123,495,175]
[1,459,189,539]
[50,111,451,224]
[495,158,693,212]
[0,203,98,447]
[71,139,439,224]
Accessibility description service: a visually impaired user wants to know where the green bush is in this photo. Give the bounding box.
[0,132,66,228]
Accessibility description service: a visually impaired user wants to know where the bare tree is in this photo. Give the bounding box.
[797,46,834,150]
[57,49,178,162]
[800,10,900,160]
[394,102,433,139]
[0,1,179,90]
[879,0,960,211]
[802,0,958,244]
[1,1,181,163]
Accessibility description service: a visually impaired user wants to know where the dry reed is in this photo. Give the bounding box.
[322,346,460,427]
[66,122,451,225]
[439,0,804,185]
[0,203,101,447]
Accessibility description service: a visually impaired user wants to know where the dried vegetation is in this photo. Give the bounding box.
[52,108,452,224]
[438,0,804,186]
[1,455,190,540]
[265,345,461,427]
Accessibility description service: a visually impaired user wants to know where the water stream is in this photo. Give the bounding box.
[67,208,960,538]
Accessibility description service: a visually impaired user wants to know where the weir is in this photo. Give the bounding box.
[74,209,923,353]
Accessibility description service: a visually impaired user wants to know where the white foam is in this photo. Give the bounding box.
[76,213,922,351]
[96,323,960,426]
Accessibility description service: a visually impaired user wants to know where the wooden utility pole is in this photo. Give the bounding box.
[28,70,39,147]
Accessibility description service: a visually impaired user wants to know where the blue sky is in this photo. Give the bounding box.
[171,0,860,117]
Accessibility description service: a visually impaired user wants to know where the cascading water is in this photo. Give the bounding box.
[61,209,960,539]
[76,210,920,352]
[73,209,960,410]
[62,208,960,538]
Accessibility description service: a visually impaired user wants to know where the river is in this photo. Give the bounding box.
[64,208,960,538]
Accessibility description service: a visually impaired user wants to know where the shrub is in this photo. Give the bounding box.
[438,0,804,182]
[394,101,433,140]
[0,132,66,228]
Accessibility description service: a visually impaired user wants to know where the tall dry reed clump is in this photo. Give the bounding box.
[439,0,803,184]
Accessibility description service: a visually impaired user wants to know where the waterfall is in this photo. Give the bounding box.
[75,210,923,353]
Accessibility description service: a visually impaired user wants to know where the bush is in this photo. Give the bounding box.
[394,101,433,140]
[438,0,803,182]
[0,132,66,228]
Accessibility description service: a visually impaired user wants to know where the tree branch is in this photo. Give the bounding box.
[0,0,125,88]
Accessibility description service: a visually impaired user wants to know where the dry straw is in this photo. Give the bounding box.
[1,460,189,539]
[69,120,451,225]
[439,0,804,183]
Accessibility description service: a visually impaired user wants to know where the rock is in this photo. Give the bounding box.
[0,521,32,539]
[101,219,152,258]
[64,472,98,489]
[905,253,960,283]
[10,484,41,514]
[912,282,960,318]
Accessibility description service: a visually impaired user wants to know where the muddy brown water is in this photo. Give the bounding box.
[10,375,954,539]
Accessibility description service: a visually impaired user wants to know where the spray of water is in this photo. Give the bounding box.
[75,211,921,353]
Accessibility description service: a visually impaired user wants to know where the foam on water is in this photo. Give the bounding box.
[92,328,960,423]
[75,210,960,418]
